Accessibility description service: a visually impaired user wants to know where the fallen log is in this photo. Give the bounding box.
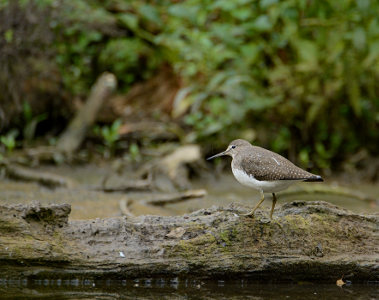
[0,201,377,283]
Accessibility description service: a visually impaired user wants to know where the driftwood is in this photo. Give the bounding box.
[144,189,207,206]
[2,162,76,188]
[57,72,117,154]
[281,185,378,203]
[118,189,206,217]
[138,144,202,192]
[119,197,135,218]
[118,120,180,140]
[95,179,152,193]
[0,201,377,283]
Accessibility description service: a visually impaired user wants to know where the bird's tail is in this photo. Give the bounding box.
[304,175,323,182]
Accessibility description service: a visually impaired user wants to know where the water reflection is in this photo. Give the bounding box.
[1,277,377,299]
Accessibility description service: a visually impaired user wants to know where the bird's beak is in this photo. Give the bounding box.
[206,150,228,161]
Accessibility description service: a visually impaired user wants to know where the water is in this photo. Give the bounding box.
[0,278,378,299]
[0,166,377,299]
[0,166,377,219]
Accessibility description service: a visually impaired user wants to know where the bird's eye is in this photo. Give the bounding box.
[231,145,236,149]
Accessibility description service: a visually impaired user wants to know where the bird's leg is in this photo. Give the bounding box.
[242,191,265,216]
[270,193,277,220]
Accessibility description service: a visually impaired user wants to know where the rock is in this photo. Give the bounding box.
[0,201,377,283]
[166,227,186,239]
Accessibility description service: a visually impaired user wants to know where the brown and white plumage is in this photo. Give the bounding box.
[230,139,322,182]
[207,139,323,218]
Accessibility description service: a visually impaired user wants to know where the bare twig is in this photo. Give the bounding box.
[119,197,135,217]
[4,163,76,188]
[144,189,207,206]
[94,179,152,193]
[281,185,377,203]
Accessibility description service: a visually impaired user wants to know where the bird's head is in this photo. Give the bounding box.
[206,139,252,160]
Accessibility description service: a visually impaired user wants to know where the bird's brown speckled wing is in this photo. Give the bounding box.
[235,146,319,181]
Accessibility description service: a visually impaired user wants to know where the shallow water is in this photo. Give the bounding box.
[0,165,378,299]
[1,278,378,300]
[182,174,379,216]
[0,164,377,219]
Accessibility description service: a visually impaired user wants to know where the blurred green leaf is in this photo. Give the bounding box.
[363,40,379,67]
[295,40,318,63]
[299,148,310,167]
[306,97,325,125]
[252,15,272,31]
[129,142,141,162]
[352,26,366,51]
[23,101,32,122]
[4,29,13,42]
[231,8,251,21]
[118,13,139,30]
[260,0,278,9]
[138,4,162,26]
[348,78,362,117]
[0,129,19,153]
[246,96,282,111]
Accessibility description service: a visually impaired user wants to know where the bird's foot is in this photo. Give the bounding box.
[239,210,256,217]
[239,211,273,223]
[259,216,271,224]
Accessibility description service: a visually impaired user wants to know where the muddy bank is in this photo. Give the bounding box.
[0,201,377,282]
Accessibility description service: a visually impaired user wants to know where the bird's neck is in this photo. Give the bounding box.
[231,156,240,170]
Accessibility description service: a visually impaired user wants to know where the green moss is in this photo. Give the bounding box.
[219,227,240,247]
[185,222,207,231]
[284,215,311,230]
[169,233,218,259]
[219,231,231,246]
[0,234,40,259]
[0,218,22,233]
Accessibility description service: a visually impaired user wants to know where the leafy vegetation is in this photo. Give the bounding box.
[93,119,122,158]
[0,129,18,154]
[22,101,47,144]
[1,0,378,173]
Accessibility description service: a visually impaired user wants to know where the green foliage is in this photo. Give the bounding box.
[51,1,161,94]
[128,142,141,162]
[22,101,47,143]
[159,0,379,171]
[4,29,13,42]
[1,0,379,171]
[102,119,122,148]
[0,129,19,154]
[98,38,154,85]
[93,119,122,158]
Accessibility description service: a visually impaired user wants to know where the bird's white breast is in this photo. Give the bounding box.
[231,168,298,193]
